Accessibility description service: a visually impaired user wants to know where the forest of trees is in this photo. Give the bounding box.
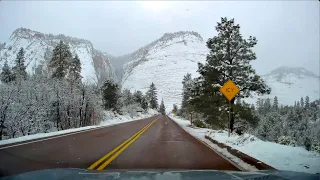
[0,41,161,140]
[177,17,320,152]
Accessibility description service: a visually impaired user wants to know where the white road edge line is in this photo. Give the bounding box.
[0,115,161,150]
[166,115,245,171]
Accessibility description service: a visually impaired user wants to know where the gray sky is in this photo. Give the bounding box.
[0,1,319,75]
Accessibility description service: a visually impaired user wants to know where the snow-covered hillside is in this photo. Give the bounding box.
[0,28,114,84]
[122,32,319,107]
[121,31,209,108]
[246,66,320,105]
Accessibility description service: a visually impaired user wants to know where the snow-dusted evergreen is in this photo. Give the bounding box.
[159,99,166,115]
[0,28,114,84]
[254,96,320,152]
[146,82,159,110]
[185,17,270,132]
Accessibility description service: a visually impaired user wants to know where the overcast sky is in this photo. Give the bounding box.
[0,1,319,75]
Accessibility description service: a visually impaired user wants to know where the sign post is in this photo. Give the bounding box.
[219,80,240,137]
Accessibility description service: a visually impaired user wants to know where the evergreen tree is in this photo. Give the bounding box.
[146,82,158,109]
[305,96,310,109]
[101,80,119,110]
[133,90,143,104]
[68,54,82,84]
[141,97,149,112]
[192,17,271,132]
[297,101,300,107]
[159,99,166,115]
[300,97,304,108]
[49,41,72,79]
[273,96,279,111]
[122,89,134,106]
[0,60,13,83]
[12,47,27,81]
[181,73,193,113]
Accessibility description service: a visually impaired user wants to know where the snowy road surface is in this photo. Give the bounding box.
[0,115,240,177]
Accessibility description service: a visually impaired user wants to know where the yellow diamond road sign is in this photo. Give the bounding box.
[220,80,240,101]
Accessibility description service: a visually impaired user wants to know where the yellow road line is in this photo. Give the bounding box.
[97,120,156,170]
[87,120,155,170]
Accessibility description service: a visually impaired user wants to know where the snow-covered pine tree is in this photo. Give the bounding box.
[300,97,304,108]
[141,96,149,112]
[68,54,82,85]
[195,17,271,132]
[273,96,279,111]
[159,99,166,115]
[181,73,193,116]
[146,82,158,109]
[49,41,72,79]
[122,89,134,106]
[12,47,27,81]
[305,96,310,109]
[133,90,143,105]
[0,60,13,83]
[101,80,119,110]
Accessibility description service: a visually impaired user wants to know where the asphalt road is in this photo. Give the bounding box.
[0,115,240,177]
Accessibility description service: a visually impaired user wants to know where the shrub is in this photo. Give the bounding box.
[194,119,206,128]
[311,143,320,153]
[277,136,297,147]
[304,137,312,151]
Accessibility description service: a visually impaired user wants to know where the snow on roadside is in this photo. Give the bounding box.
[209,129,320,174]
[169,115,320,174]
[0,109,158,146]
[168,115,257,171]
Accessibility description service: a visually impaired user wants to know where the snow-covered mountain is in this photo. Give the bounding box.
[121,31,209,108]
[121,31,319,107]
[248,66,320,105]
[0,28,114,84]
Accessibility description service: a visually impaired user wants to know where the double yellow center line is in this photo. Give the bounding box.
[88,119,157,170]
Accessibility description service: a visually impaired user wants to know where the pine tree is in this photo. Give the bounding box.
[141,97,149,112]
[159,99,166,115]
[101,80,119,110]
[133,90,143,104]
[300,97,304,108]
[68,54,82,84]
[305,96,310,109]
[122,89,134,106]
[273,96,279,111]
[12,47,27,81]
[194,17,271,132]
[0,60,13,83]
[181,73,193,116]
[146,82,158,109]
[49,41,72,79]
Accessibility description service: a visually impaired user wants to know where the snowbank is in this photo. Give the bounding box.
[208,130,320,174]
[169,115,320,174]
[0,110,158,146]
[168,115,257,171]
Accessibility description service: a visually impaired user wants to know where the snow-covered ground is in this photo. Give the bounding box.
[0,109,158,146]
[169,115,320,174]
